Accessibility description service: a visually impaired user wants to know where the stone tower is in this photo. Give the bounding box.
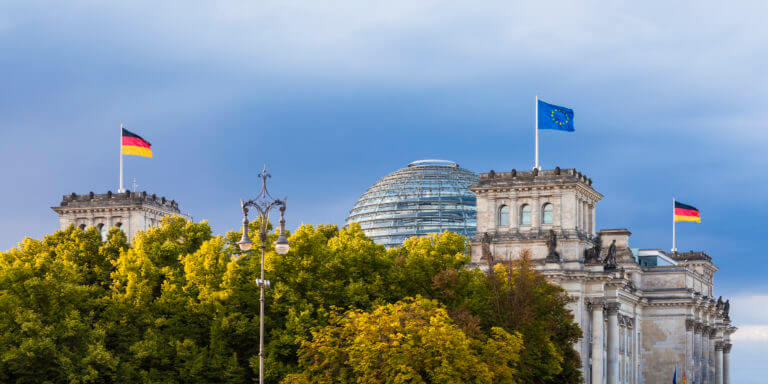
[51,190,183,242]
[469,167,602,266]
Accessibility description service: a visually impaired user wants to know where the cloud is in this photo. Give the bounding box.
[732,326,768,342]
[729,294,768,324]
[721,294,768,342]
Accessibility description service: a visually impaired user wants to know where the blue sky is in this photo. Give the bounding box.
[1,1,767,381]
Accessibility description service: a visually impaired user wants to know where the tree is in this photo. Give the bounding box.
[285,297,523,384]
[388,232,490,338]
[260,223,397,382]
[106,216,253,383]
[0,225,126,383]
[485,250,583,384]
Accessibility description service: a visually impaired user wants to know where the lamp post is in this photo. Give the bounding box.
[236,165,290,384]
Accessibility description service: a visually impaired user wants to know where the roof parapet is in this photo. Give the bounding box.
[476,167,593,187]
[57,191,180,211]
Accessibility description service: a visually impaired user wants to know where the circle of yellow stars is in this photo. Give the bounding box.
[550,108,569,126]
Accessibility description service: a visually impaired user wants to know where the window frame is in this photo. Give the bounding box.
[498,205,510,227]
[542,203,554,225]
[519,204,532,225]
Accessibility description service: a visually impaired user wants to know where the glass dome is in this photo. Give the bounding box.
[346,160,478,248]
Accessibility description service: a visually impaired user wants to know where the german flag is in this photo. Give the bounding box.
[674,201,700,223]
[122,128,152,158]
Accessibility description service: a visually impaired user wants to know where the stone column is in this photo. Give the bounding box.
[606,302,620,384]
[694,323,703,383]
[700,325,710,384]
[715,342,724,384]
[723,343,731,384]
[709,329,717,384]
[589,298,605,384]
[686,319,695,382]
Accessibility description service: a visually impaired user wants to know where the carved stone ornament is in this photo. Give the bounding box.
[715,341,725,351]
[724,343,732,353]
[619,314,635,329]
[605,302,621,315]
[686,319,696,331]
[545,229,561,262]
[586,297,605,310]
[694,323,704,334]
[481,232,492,261]
[584,235,602,263]
[709,328,718,338]
[603,239,617,269]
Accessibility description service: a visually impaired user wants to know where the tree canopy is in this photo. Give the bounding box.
[0,217,582,384]
[284,297,522,384]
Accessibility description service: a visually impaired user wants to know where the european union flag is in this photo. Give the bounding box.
[538,99,574,132]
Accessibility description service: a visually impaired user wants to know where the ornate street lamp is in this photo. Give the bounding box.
[236,165,290,384]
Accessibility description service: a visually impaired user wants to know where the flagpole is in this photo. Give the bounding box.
[535,95,539,170]
[119,124,124,193]
[672,197,677,253]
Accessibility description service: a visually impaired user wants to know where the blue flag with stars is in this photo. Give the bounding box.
[538,99,574,132]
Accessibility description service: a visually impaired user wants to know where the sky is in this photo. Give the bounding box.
[1,1,767,381]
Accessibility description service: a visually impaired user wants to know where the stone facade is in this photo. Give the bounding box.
[470,167,735,384]
[51,191,184,242]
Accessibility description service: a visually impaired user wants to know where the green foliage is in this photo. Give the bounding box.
[485,251,583,384]
[0,219,582,384]
[286,297,523,384]
[0,225,124,383]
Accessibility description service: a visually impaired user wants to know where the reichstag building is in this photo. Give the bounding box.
[347,161,735,384]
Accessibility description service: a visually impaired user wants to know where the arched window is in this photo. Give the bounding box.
[542,203,554,224]
[78,224,86,230]
[115,222,122,229]
[498,205,510,227]
[519,204,531,225]
[98,223,108,241]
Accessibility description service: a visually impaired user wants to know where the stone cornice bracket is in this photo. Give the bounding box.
[605,302,621,315]
[686,318,696,331]
[715,341,725,351]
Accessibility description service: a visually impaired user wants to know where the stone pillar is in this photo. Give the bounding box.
[700,326,709,383]
[715,342,724,384]
[723,343,731,384]
[694,323,703,383]
[709,329,717,384]
[606,302,620,384]
[589,299,605,384]
[686,319,695,382]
